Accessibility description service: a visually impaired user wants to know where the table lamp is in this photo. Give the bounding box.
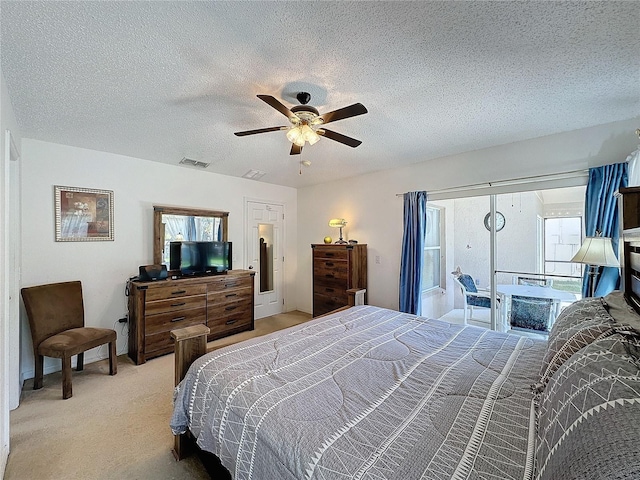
[570,234,619,297]
[328,218,348,244]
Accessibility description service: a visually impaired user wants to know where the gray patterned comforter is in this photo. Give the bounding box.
[171,305,546,480]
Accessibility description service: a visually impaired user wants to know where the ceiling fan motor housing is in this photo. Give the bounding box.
[296,92,311,105]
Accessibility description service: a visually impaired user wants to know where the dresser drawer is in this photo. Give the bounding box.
[207,311,252,336]
[314,260,349,279]
[145,294,206,316]
[313,248,349,260]
[145,306,207,335]
[207,275,253,293]
[313,293,347,317]
[313,284,348,302]
[207,295,252,320]
[208,286,252,304]
[144,284,207,302]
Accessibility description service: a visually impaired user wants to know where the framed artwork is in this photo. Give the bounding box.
[54,185,114,242]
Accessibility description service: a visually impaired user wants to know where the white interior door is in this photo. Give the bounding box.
[246,200,283,319]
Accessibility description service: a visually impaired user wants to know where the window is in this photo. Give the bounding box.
[544,216,583,293]
[422,206,442,291]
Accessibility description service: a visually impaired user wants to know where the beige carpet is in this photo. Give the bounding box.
[5,311,312,480]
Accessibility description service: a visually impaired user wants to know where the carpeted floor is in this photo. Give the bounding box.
[5,311,311,480]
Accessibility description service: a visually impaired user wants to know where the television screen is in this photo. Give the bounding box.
[169,241,232,275]
[201,241,232,273]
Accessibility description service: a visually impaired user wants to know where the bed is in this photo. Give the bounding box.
[171,199,640,479]
[170,283,640,480]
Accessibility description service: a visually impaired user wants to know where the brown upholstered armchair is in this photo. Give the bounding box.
[21,281,117,399]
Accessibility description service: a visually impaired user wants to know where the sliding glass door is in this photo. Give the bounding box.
[421,185,585,331]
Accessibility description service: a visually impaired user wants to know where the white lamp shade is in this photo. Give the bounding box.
[570,236,619,267]
[328,218,347,228]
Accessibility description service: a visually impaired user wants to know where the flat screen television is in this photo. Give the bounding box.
[169,241,232,275]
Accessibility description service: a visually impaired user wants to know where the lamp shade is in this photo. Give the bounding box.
[328,218,347,228]
[570,236,619,267]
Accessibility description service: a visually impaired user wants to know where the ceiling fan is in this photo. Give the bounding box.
[234,92,367,155]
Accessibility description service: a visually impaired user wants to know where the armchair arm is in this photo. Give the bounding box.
[466,290,491,299]
[466,289,500,302]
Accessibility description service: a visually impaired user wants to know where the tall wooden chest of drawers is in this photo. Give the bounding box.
[128,270,254,364]
[312,244,367,317]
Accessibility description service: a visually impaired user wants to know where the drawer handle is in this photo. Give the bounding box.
[171,290,187,295]
[325,262,334,266]
[325,253,335,257]
[170,316,186,323]
[170,302,186,307]
[225,305,237,311]
[225,293,238,298]
[325,274,334,278]
[225,319,237,325]
[225,282,239,288]
[325,288,335,293]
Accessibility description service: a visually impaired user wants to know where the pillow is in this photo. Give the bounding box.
[603,290,640,333]
[536,297,614,389]
[535,333,640,480]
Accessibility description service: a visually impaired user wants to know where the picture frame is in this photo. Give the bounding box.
[54,185,114,242]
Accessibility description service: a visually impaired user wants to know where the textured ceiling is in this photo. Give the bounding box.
[1,1,639,188]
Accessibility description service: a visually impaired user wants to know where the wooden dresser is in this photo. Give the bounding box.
[312,244,367,317]
[128,270,254,364]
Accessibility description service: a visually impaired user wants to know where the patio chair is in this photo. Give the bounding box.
[512,275,553,287]
[509,295,555,334]
[452,273,496,324]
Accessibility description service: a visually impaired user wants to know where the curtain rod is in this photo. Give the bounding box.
[395,168,589,197]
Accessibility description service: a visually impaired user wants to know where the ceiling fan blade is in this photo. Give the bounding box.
[257,95,297,120]
[318,128,362,148]
[234,126,286,137]
[320,103,368,125]
[290,144,302,155]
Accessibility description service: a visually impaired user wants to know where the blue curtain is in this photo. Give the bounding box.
[583,162,628,297]
[399,191,427,314]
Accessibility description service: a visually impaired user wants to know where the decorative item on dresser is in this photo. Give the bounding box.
[312,243,367,317]
[328,218,348,244]
[127,270,254,364]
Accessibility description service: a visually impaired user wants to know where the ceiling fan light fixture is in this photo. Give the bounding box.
[288,126,306,147]
[302,124,320,145]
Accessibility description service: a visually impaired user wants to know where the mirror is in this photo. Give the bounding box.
[153,206,229,265]
[258,223,274,292]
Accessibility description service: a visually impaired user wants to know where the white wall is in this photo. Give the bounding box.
[1,65,22,478]
[296,117,639,314]
[19,139,298,380]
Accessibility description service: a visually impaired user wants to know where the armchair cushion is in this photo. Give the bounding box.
[39,327,117,358]
[458,274,491,308]
[457,274,477,293]
[509,296,554,332]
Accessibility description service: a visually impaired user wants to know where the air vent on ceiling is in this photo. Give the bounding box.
[179,157,210,168]
[242,169,266,180]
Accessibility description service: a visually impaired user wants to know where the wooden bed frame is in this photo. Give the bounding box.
[170,288,366,464]
[619,186,640,315]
